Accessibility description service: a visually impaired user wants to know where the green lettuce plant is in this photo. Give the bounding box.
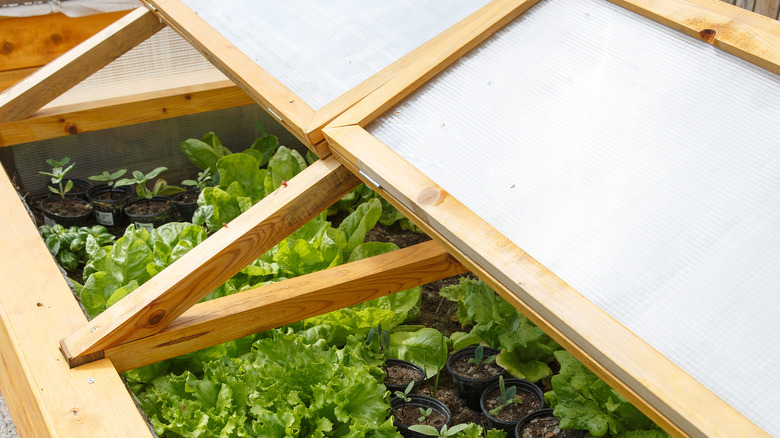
[439,278,561,382]
[545,350,669,438]
[39,224,115,272]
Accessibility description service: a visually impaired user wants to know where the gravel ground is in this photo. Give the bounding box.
[0,392,18,438]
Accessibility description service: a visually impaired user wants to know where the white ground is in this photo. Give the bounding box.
[0,392,18,438]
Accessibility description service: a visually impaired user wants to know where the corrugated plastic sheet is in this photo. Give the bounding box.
[180,0,490,110]
[367,0,780,434]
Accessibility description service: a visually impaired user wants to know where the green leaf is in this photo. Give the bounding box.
[57,250,78,272]
[387,328,447,379]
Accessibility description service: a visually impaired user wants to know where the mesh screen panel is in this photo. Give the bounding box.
[179,0,490,110]
[368,0,780,433]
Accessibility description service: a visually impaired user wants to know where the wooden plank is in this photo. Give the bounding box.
[107,240,466,372]
[0,11,127,72]
[60,155,360,367]
[0,79,253,147]
[0,162,152,436]
[0,67,36,92]
[324,125,771,438]
[0,7,165,124]
[305,0,541,152]
[608,0,780,74]
[145,0,316,150]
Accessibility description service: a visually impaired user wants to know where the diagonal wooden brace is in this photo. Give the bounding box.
[106,240,466,372]
[60,156,359,367]
[0,7,165,124]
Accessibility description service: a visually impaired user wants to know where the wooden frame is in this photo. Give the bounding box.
[0,0,777,436]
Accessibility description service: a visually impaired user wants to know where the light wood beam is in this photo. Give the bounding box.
[0,7,165,124]
[60,155,360,368]
[107,240,466,373]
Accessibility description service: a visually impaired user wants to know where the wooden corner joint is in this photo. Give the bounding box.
[60,338,105,368]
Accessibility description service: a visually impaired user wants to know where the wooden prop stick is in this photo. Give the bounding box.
[61,156,359,368]
[107,240,466,372]
[0,7,165,124]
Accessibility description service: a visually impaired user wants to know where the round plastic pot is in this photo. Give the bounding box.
[480,378,545,435]
[515,408,585,438]
[172,188,199,222]
[48,178,92,201]
[40,196,92,227]
[391,394,451,438]
[124,196,175,231]
[87,185,134,227]
[445,345,505,410]
[385,358,425,394]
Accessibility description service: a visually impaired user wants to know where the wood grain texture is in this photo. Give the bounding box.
[0,79,253,147]
[61,155,360,366]
[0,11,127,72]
[0,7,165,124]
[324,125,771,438]
[107,240,466,372]
[608,0,780,74]
[0,162,152,436]
[307,0,541,151]
[146,0,316,149]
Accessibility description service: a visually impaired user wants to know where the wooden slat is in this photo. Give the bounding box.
[0,79,253,147]
[145,0,316,150]
[609,0,780,74]
[0,162,152,436]
[0,67,36,92]
[324,125,771,438]
[0,11,127,73]
[60,155,360,367]
[305,0,541,153]
[0,7,164,124]
[107,240,466,372]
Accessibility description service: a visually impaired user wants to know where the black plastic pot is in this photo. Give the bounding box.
[172,188,199,222]
[87,185,134,228]
[445,345,505,410]
[39,196,92,227]
[515,408,585,438]
[49,178,92,201]
[480,378,545,435]
[385,359,425,394]
[391,394,451,438]
[124,196,175,231]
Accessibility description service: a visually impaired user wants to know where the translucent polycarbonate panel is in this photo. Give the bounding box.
[368,0,780,433]
[49,27,226,107]
[179,0,490,110]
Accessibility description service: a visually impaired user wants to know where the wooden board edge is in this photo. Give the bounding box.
[0,162,152,436]
[0,79,254,147]
[107,240,466,372]
[323,124,772,438]
[144,0,316,149]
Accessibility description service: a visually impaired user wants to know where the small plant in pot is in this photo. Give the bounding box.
[390,382,452,438]
[366,324,425,393]
[446,344,506,410]
[480,376,544,435]
[87,169,135,228]
[173,168,212,222]
[38,157,93,227]
[117,167,184,231]
[515,408,585,438]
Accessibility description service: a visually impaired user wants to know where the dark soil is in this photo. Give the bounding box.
[519,416,581,438]
[386,362,424,388]
[172,190,199,204]
[450,355,504,379]
[393,403,448,429]
[483,386,543,423]
[124,198,171,215]
[40,196,92,216]
[91,189,131,201]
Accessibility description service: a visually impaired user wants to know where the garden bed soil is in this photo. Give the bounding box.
[519,416,581,438]
[392,404,448,429]
[40,197,92,216]
[483,385,543,422]
[124,198,172,215]
[450,355,504,379]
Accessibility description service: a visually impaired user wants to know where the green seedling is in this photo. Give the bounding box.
[182,168,213,191]
[40,157,75,199]
[115,167,184,199]
[418,407,433,423]
[88,169,127,188]
[467,345,496,367]
[408,423,469,437]
[488,375,522,417]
